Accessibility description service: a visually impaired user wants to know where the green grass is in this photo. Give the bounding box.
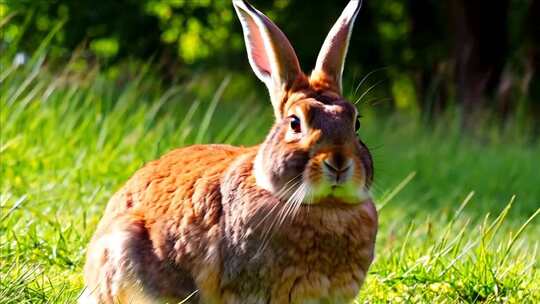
[1,54,539,303]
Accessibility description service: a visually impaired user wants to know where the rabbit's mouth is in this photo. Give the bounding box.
[307,179,371,205]
[300,152,370,205]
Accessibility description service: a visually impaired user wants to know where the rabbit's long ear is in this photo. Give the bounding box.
[311,0,362,93]
[233,0,305,118]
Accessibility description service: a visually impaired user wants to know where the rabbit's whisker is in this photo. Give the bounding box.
[291,183,309,219]
[250,173,303,232]
[354,79,385,105]
[255,179,306,256]
[218,174,303,257]
[248,175,303,255]
[275,173,304,199]
[275,184,301,228]
[279,182,306,227]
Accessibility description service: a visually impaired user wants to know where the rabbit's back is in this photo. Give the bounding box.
[83,144,253,303]
[99,144,249,221]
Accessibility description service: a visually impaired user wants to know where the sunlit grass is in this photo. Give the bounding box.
[1,52,539,303]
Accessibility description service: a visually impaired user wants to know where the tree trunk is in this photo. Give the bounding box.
[449,0,509,126]
[525,0,540,138]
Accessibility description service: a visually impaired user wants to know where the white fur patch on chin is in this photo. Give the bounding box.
[253,151,275,193]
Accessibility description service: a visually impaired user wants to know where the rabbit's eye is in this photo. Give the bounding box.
[355,116,361,132]
[290,115,301,133]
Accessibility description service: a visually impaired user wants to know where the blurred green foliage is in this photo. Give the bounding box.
[1,0,538,125]
[0,0,447,66]
[145,0,237,63]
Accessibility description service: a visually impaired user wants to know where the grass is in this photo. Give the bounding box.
[1,52,539,303]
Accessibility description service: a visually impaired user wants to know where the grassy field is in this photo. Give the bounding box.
[1,55,539,303]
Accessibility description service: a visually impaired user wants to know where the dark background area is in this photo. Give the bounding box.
[2,0,539,130]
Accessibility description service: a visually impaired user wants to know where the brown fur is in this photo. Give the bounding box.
[83,143,376,303]
[82,1,377,303]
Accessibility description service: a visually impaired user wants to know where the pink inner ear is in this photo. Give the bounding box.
[246,17,271,78]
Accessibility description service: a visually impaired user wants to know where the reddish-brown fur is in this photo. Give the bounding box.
[82,1,377,303]
[85,146,255,302]
[83,144,376,303]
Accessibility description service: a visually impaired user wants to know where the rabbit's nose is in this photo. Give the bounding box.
[323,153,353,185]
[323,153,352,173]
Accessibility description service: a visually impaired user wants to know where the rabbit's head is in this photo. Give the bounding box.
[234,0,372,205]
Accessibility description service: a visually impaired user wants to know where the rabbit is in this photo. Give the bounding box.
[80,0,377,303]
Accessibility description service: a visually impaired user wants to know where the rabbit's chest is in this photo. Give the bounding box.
[220,204,376,303]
